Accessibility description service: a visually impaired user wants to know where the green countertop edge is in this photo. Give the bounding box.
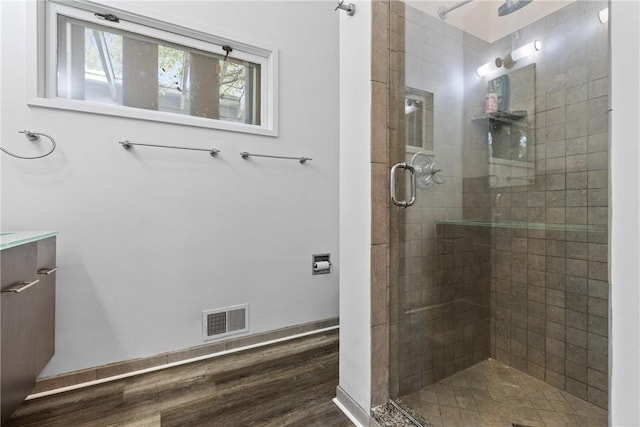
[0,231,59,251]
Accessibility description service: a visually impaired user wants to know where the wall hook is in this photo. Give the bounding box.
[335,0,356,16]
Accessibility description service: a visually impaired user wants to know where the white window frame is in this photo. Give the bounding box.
[28,0,279,137]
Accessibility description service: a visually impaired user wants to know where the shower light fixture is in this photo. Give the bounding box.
[476,57,503,77]
[510,40,542,62]
[476,40,541,77]
[495,40,542,71]
[599,7,608,24]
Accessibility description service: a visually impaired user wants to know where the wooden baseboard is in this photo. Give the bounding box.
[33,317,339,395]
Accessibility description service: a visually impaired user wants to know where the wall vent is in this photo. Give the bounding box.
[202,304,249,341]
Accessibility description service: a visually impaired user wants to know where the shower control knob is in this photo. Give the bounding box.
[408,151,446,188]
[430,164,445,184]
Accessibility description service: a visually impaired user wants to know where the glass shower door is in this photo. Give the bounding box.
[386,1,610,425]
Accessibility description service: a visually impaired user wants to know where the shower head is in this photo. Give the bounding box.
[498,0,532,17]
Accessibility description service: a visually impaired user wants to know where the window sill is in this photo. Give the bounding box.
[27,97,277,137]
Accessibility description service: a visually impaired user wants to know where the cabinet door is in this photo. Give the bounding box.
[1,244,38,424]
[36,237,57,373]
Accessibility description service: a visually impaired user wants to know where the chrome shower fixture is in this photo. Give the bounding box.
[438,0,533,20]
[335,0,355,16]
[438,0,474,20]
[405,98,422,115]
[498,0,533,17]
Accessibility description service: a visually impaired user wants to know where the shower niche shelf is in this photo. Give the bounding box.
[471,110,527,125]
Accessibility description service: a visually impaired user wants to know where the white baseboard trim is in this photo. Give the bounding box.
[335,385,372,427]
[333,398,365,427]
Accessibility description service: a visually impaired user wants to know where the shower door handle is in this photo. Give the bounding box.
[390,162,416,208]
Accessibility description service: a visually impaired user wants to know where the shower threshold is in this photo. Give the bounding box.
[372,399,428,426]
[396,359,607,427]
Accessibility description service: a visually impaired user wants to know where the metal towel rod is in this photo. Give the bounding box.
[240,152,312,164]
[119,140,220,157]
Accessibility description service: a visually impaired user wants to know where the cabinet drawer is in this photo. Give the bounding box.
[1,244,37,291]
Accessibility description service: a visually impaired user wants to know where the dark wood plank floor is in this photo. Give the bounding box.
[7,330,353,427]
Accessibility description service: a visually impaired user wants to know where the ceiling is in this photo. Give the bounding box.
[407,0,576,43]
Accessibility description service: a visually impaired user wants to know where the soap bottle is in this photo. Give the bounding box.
[485,92,498,114]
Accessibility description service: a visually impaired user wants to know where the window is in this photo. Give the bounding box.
[34,2,278,135]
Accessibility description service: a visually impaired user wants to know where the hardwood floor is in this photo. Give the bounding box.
[7,330,353,427]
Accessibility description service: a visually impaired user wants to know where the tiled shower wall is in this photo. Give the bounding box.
[461,1,609,409]
[370,0,391,409]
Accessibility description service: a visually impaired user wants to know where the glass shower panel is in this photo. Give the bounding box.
[387,1,609,424]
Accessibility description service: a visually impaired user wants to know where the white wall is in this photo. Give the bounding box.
[1,1,339,377]
[610,1,640,425]
[338,0,372,418]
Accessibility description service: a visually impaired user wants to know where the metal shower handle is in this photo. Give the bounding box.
[390,162,416,208]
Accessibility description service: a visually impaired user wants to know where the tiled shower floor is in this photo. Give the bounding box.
[398,359,607,427]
